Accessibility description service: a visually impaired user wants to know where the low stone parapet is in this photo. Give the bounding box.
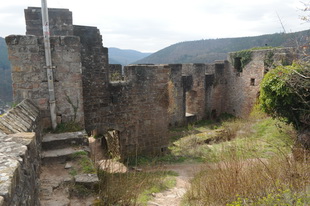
[0,99,41,206]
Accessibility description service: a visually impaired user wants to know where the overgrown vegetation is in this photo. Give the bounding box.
[179,108,309,205]
[66,151,98,199]
[230,50,252,72]
[116,103,309,205]
[260,63,310,130]
[69,151,96,175]
[109,71,123,82]
[67,151,178,205]
[97,170,177,205]
[260,63,310,152]
[49,121,83,133]
[264,50,275,68]
[66,106,309,205]
[127,109,295,167]
[185,154,309,205]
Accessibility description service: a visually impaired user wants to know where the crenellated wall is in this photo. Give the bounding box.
[5,7,298,159]
[2,6,302,206]
[106,65,172,155]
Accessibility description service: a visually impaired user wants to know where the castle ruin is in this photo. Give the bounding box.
[0,7,297,205]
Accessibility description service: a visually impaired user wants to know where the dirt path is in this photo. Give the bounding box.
[146,163,204,206]
[40,161,97,206]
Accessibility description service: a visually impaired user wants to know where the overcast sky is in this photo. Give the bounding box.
[0,0,309,52]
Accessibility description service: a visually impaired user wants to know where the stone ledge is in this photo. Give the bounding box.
[0,99,41,206]
[0,132,38,206]
[0,151,20,199]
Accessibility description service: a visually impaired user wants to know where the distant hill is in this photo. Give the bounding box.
[108,47,152,65]
[135,29,310,64]
[0,37,9,69]
[0,37,12,104]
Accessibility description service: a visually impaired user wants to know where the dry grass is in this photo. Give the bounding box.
[185,150,309,206]
[182,108,309,205]
[97,169,177,206]
[168,115,295,163]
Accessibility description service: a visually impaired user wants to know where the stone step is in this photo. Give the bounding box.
[42,131,88,151]
[41,147,89,162]
[74,174,99,189]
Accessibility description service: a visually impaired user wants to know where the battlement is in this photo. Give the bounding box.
[5,7,297,160]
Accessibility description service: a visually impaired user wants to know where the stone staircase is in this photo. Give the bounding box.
[39,131,99,206]
[41,131,89,162]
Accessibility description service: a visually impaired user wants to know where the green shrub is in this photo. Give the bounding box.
[260,64,310,130]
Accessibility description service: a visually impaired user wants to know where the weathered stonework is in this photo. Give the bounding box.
[73,25,109,133]
[107,65,172,155]
[1,6,303,206]
[5,7,298,159]
[226,48,296,117]
[25,7,73,36]
[5,35,84,128]
[0,99,42,206]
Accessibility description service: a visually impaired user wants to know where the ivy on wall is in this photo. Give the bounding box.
[264,51,275,68]
[230,50,252,72]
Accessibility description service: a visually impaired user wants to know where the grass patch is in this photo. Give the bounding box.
[97,170,178,205]
[165,115,295,164]
[179,108,309,205]
[69,151,96,175]
[127,110,295,166]
[227,188,310,206]
[44,121,83,134]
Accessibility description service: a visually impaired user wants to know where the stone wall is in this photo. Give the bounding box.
[5,35,84,128]
[92,65,171,156]
[73,25,109,134]
[167,64,184,127]
[205,61,230,118]
[6,6,299,159]
[165,63,228,124]
[182,64,207,120]
[25,7,73,36]
[109,64,123,81]
[226,48,296,117]
[0,99,42,206]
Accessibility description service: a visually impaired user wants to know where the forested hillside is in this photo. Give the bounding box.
[108,47,151,65]
[0,37,12,104]
[135,29,310,64]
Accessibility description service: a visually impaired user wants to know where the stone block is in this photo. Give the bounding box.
[61,36,80,46]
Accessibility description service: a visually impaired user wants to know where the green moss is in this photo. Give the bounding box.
[69,151,96,175]
[48,121,83,133]
[230,50,252,72]
[264,50,275,68]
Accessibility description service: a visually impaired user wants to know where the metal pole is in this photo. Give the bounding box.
[41,0,57,129]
